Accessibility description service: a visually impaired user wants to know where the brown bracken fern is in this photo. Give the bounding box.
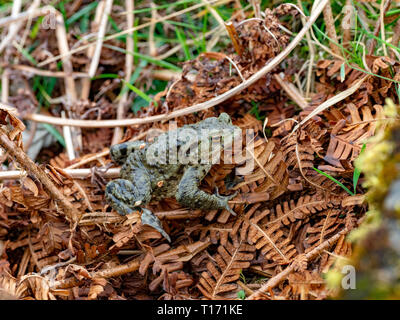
[197,236,255,299]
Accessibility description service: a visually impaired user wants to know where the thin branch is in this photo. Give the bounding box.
[0,168,120,181]
[342,0,351,50]
[322,0,341,56]
[202,0,227,32]
[52,258,141,289]
[367,0,391,55]
[225,22,243,56]
[290,75,368,136]
[3,64,89,78]
[247,228,348,299]
[1,69,9,103]
[61,111,76,160]
[391,18,400,59]
[54,8,77,104]
[273,73,308,109]
[148,2,157,57]
[0,0,21,54]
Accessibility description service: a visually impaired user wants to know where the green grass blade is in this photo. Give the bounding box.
[42,123,66,147]
[175,27,191,60]
[103,43,181,71]
[14,45,37,66]
[30,17,44,39]
[122,80,156,106]
[131,0,196,14]
[66,2,98,26]
[91,73,119,80]
[313,167,354,196]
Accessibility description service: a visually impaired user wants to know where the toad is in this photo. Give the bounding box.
[105,113,241,241]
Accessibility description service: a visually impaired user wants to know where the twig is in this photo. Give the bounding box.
[1,69,9,103]
[225,22,243,56]
[380,0,388,57]
[290,75,368,136]
[111,0,134,146]
[3,64,89,78]
[0,0,21,54]
[52,258,141,289]
[67,149,110,169]
[0,168,120,181]
[54,8,79,154]
[151,69,180,81]
[273,73,308,109]
[24,0,329,128]
[250,0,261,19]
[367,0,391,55]
[0,128,78,221]
[322,0,341,56]
[342,0,352,50]
[54,8,77,104]
[247,228,348,299]
[390,18,400,59]
[148,2,157,57]
[201,0,227,31]
[88,0,113,78]
[61,111,76,160]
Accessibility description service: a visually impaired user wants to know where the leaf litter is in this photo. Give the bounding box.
[0,1,395,300]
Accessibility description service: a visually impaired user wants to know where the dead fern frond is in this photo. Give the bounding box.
[304,209,347,253]
[267,193,339,227]
[323,104,384,170]
[231,204,297,265]
[197,236,255,299]
[235,139,289,200]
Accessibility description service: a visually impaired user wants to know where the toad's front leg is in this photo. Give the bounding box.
[176,167,237,215]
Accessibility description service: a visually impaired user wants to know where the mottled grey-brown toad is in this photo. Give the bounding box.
[105,113,241,241]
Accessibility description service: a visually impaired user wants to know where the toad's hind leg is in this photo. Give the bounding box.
[105,179,144,215]
[176,167,237,215]
[105,165,152,215]
[105,174,171,242]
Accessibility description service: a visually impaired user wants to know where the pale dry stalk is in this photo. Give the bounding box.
[81,1,105,100]
[88,0,114,78]
[111,0,134,146]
